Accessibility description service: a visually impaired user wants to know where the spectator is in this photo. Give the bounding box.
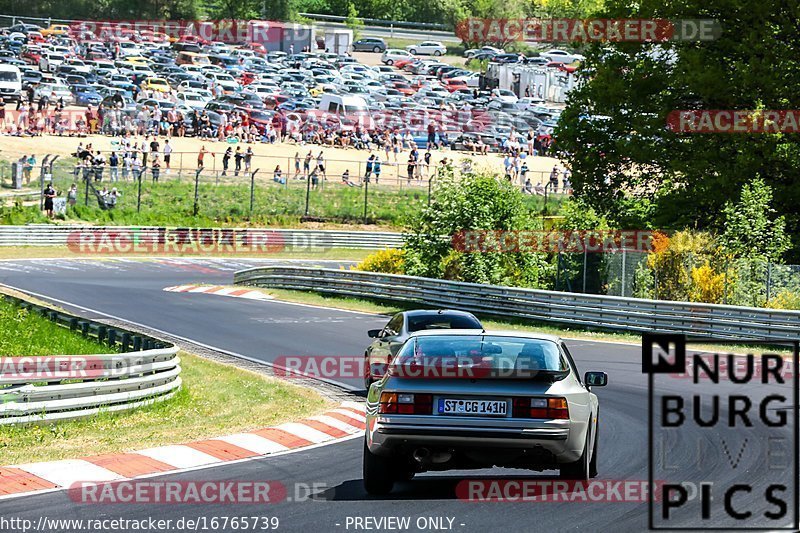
[151,155,161,182]
[234,146,243,176]
[106,187,120,209]
[406,155,415,184]
[316,151,326,180]
[93,151,105,182]
[244,145,253,173]
[303,151,312,177]
[549,165,559,191]
[43,183,56,218]
[163,139,172,173]
[109,151,119,182]
[373,155,382,184]
[294,152,301,179]
[365,153,374,182]
[222,147,232,175]
[523,177,533,194]
[23,154,34,185]
[67,183,78,206]
[273,165,284,184]
[342,169,357,187]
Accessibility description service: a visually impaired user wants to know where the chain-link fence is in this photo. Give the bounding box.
[556,249,800,309]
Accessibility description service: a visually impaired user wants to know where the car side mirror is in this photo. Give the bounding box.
[584,371,607,387]
[367,329,382,338]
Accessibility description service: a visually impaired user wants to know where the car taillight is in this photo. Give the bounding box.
[379,392,432,414]
[512,397,570,419]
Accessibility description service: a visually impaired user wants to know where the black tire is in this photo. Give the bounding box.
[560,422,591,481]
[589,417,599,478]
[386,59,394,65]
[373,46,381,53]
[364,355,374,390]
[434,50,442,56]
[363,440,395,495]
[408,49,416,55]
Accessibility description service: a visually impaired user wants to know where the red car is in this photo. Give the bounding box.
[244,42,267,56]
[21,46,42,65]
[443,78,468,92]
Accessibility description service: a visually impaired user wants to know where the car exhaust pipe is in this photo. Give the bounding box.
[430,451,452,464]
[413,447,431,463]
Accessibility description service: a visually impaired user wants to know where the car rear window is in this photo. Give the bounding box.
[407,315,481,332]
[393,335,568,377]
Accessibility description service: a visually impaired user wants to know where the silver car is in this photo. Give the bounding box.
[363,330,607,495]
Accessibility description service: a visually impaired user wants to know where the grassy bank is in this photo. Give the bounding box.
[0,296,115,356]
[0,296,329,464]
[1,176,564,227]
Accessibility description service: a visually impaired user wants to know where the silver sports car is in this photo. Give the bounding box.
[363,330,607,495]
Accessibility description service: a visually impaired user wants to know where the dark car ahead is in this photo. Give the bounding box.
[352,38,387,53]
[364,310,483,388]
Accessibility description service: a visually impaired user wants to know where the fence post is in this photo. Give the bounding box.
[193,169,201,216]
[363,177,369,224]
[84,175,89,206]
[582,246,588,293]
[249,169,259,217]
[766,262,772,305]
[621,248,627,297]
[136,169,143,212]
[304,170,312,217]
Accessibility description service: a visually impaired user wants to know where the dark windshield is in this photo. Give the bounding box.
[392,335,568,378]
[407,314,481,333]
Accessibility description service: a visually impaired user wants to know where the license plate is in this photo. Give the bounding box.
[438,398,508,416]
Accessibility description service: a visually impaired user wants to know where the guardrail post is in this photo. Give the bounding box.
[121,332,131,352]
[69,317,78,330]
[133,336,142,351]
[107,329,117,347]
[80,321,90,336]
[97,325,107,343]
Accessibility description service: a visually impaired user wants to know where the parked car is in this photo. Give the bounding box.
[539,49,585,64]
[363,330,608,494]
[364,310,483,388]
[464,45,503,58]
[352,38,387,53]
[381,49,414,65]
[406,41,447,56]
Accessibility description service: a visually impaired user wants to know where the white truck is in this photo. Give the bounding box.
[0,64,22,102]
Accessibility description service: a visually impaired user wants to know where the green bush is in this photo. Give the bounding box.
[355,248,405,274]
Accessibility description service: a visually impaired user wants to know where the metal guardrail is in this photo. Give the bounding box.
[234,267,800,341]
[0,292,181,424]
[0,225,404,250]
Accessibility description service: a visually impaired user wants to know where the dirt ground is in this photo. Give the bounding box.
[0,131,564,188]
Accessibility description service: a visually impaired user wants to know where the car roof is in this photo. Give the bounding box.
[408,329,562,343]
[401,309,478,318]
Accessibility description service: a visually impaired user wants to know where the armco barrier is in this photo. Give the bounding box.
[0,292,181,424]
[0,225,404,250]
[234,267,800,341]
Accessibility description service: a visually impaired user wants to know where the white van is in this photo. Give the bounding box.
[0,65,22,102]
[318,94,368,114]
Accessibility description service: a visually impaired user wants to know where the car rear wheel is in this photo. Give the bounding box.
[559,422,592,481]
[363,440,395,495]
[434,50,442,56]
[373,46,381,53]
[408,49,417,55]
[386,59,394,65]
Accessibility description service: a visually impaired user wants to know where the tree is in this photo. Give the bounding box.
[403,172,553,287]
[719,178,790,262]
[556,0,800,260]
[344,2,363,39]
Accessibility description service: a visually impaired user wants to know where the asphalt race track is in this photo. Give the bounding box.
[0,258,794,532]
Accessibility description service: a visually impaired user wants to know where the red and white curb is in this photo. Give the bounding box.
[163,284,273,300]
[0,402,365,499]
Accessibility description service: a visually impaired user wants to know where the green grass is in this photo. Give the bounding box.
[0,296,116,356]
[0,172,566,228]
[0,294,329,463]
[0,351,329,464]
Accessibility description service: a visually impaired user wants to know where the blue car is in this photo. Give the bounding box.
[70,84,102,106]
